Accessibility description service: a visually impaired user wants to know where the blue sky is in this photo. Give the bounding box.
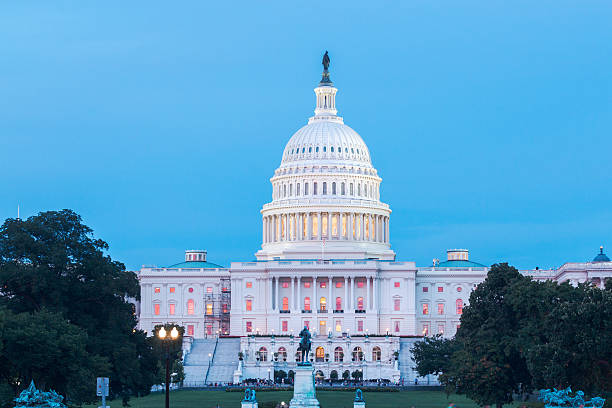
[1,1,611,270]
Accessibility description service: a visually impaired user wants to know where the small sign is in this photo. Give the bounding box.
[96,377,109,397]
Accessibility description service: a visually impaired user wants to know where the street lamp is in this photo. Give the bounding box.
[267,368,271,382]
[158,326,179,408]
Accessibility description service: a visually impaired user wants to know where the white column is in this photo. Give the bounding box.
[373,276,378,312]
[367,276,371,310]
[275,277,279,311]
[328,276,333,312]
[328,212,332,239]
[360,214,365,240]
[386,217,390,243]
[317,213,322,239]
[351,277,355,310]
[344,277,348,311]
[348,213,354,240]
[268,278,273,311]
[291,276,295,310]
[297,277,302,311]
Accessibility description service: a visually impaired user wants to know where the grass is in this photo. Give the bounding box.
[84,390,539,408]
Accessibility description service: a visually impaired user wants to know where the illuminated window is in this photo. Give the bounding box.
[154,303,160,315]
[336,281,343,288]
[304,297,311,311]
[438,303,444,315]
[457,287,462,292]
[423,287,428,292]
[422,303,429,315]
[246,299,252,311]
[282,281,289,288]
[154,287,160,293]
[246,321,252,333]
[357,320,364,332]
[282,297,289,311]
[332,214,338,236]
[394,299,400,311]
[438,324,445,334]
[206,287,213,293]
[422,324,429,336]
[258,347,267,362]
[336,297,342,311]
[304,320,310,330]
[322,214,328,237]
[206,303,213,315]
[169,287,176,293]
[188,287,193,293]
[169,304,175,315]
[438,286,444,293]
[319,297,327,311]
[187,299,195,315]
[282,320,288,332]
[335,320,341,332]
[222,303,228,313]
[394,320,400,333]
[342,214,347,237]
[394,282,400,288]
[304,281,311,288]
[187,325,194,336]
[206,324,212,335]
[357,280,364,288]
[319,320,326,333]
[246,282,252,288]
[456,299,463,315]
[316,346,325,362]
[312,216,318,238]
[320,281,326,288]
[357,297,364,310]
[334,346,344,362]
[322,182,327,195]
[372,346,381,361]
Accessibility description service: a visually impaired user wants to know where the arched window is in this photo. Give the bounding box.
[289,184,293,196]
[322,182,327,195]
[187,299,195,315]
[341,182,345,195]
[350,183,354,195]
[357,297,364,310]
[335,297,342,311]
[283,184,286,197]
[323,146,327,152]
[456,299,463,315]
[316,346,325,362]
[313,182,318,195]
[319,297,326,311]
[332,182,336,195]
[282,297,289,311]
[352,346,363,361]
[358,184,361,196]
[372,346,381,361]
[297,183,300,196]
[278,347,287,361]
[304,297,311,311]
[316,146,319,152]
[334,346,344,362]
[304,183,309,195]
[331,146,334,152]
[258,347,268,362]
[309,147,312,153]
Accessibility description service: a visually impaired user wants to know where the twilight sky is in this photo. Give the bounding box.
[1,1,611,270]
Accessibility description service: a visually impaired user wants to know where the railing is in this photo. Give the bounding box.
[279,310,291,314]
[302,310,312,313]
[333,310,344,313]
[204,337,219,385]
[318,309,328,313]
[355,309,366,314]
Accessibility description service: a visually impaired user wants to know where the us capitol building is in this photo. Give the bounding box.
[136,55,612,386]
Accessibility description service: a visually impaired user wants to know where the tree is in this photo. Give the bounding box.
[411,334,458,377]
[274,370,287,383]
[351,370,363,381]
[0,210,158,405]
[329,370,338,380]
[342,370,350,380]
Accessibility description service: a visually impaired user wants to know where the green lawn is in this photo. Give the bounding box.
[84,390,538,408]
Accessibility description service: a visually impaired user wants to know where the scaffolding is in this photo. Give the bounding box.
[203,278,231,337]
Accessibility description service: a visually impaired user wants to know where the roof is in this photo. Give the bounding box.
[167,261,225,269]
[436,260,487,268]
[592,251,610,263]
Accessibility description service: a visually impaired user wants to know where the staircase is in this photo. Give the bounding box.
[206,337,241,385]
[398,338,416,381]
[183,339,217,386]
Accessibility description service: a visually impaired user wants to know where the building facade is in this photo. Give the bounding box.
[136,61,612,383]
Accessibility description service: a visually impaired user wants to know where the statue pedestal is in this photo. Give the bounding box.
[354,401,366,408]
[242,401,258,408]
[289,364,320,408]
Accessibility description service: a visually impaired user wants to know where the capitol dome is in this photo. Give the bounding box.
[255,55,394,261]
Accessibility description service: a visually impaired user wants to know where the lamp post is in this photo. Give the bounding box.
[267,368,271,383]
[158,326,179,408]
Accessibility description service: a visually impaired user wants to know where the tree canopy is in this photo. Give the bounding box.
[0,210,158,406]
[412,263,612,408]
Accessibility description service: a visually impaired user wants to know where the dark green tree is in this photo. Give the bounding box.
[0,210,158,405]
[411,334,459,377]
